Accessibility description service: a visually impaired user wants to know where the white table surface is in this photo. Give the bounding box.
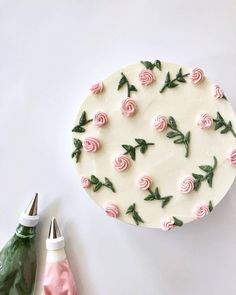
[0,1,236,294]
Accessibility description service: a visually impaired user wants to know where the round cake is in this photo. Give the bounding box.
[72,60,236,230]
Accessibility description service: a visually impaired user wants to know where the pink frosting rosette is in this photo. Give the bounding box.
[113,155,130,171]
[93,111,108,127]
[139,69,156,86]
[104,203,119,218]
[192,203,209,219]
[197,113,213,129]
[83,137,100,152]
[160,216,175,232]
[121,98,137,117]
[178,176,194,194]
[136,175,152,190]
[213,84,225,99]
[227,149,236,166]
[189,68,204,84]
[81,177,91,188]
[90,81,104,94]
[153,115,168,132]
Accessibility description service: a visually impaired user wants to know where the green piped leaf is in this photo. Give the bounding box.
[118,72,137,97]
[72,138,83,163]
[141,60,162,71]
[199,165,213,173]
[168,116,177,129]
[192,157,217,191]
[72,111,92,133]
[88,175,116,193]
[209,201,213,212]
[213,112,236,138]
[173,216,183,227]
[104,177,116,192]
[192,173,204,180]
[144,186,173,208]
[166,131,179,138]
[126,203,144,225]
[160,68,189,93]
[79,111,87,125]
[90,175,99,184]
[72,125,86,133]
[135,138,146,145]
[117,74,127,90]
[129,85,137,92]
[73,138,82,149]
[122,138,154,161]
[161,196,173,208]
[154,60,162,70]
[126,203,135,214]
[93,182,102,192]
[144,195,155,201]
[166,116,191,158]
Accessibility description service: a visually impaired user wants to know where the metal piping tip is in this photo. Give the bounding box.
[24,193,38,216]
[48,217,62,239]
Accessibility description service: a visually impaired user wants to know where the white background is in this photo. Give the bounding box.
[0,1,236,294]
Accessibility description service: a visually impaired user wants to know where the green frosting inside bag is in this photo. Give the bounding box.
[0,224,37,295]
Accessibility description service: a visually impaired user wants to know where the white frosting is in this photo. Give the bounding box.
[73,62,236,228]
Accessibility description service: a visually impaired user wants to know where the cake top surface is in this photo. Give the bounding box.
[72,60,236,230]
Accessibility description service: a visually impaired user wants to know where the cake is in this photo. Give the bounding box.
[72,60,236,230]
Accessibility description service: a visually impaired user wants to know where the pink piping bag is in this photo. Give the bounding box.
[42,217,78,295]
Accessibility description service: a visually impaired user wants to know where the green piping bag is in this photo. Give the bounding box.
[0,193,39,294]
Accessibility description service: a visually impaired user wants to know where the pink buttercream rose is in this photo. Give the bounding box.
[197,113,213,129]
[81,177,91,188]
[153,115,168,132]
[90,81,104,94]
[93,112,108,127]
[213,84,225,99]
[83,137,100,152]
[160,216,175,231]
[178,176,194,194]
[227,149,236,166]
[113,155,130,171]
[189,68,204,84]
[121,98,137,117]
[104,203,119,218]
[139,69,156,86]
[136,175,152,190]
[192,203,209,219]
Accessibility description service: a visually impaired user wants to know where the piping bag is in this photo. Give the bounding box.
[42,217,78,295]
[0,193,39,294]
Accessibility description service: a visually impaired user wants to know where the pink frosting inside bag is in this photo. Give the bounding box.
[43,258,78,295]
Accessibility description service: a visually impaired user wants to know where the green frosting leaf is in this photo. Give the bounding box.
[72,138,83,163]
[93,182,102,192]
[173,216,183,227]
[126,203,135,214]
[166,116,191,158]
[118,73,137,97]
[144,187,173,208]
[213,112,236,138]
[88,175,116,193]
[160,68,189,93]
[122,138,154,161]
[72,111,92,133]
[192,156,217,191]
[126,203,144,225]
[140,60,162,71]
[209,201,213,212]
